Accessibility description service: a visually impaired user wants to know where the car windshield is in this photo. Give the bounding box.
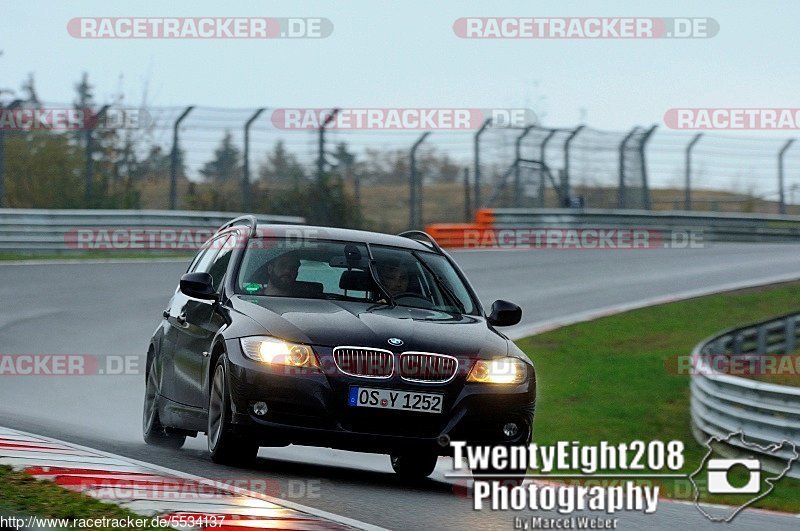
[235,238,476,314]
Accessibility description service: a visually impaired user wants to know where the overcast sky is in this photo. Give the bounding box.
[4,0,800,196]
[3,0,799,130]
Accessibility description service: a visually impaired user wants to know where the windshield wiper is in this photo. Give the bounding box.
[412,251,465,314]
[364,243,396,307]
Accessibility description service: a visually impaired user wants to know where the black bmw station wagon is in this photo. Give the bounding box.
[143,216,535,479]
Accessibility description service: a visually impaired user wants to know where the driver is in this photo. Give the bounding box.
[262,252,301,296]
[377,260,412,297]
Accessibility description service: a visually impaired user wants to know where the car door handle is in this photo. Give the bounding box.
[176,313,187,325]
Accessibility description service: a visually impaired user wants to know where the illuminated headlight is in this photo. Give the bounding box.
[467,357,527,384]
[240,336,319,369]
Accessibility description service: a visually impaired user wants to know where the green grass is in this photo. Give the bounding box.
[0,465,163,530]
[518,281,800,513]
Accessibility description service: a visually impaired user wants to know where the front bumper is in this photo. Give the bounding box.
[224,339,536,455]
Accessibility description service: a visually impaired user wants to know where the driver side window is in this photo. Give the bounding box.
[207,236,234,292]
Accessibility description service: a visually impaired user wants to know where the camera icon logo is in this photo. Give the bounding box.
[706,458,761,494]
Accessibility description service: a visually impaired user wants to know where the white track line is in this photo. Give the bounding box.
[507,271,800,340]
[1,427,386,531]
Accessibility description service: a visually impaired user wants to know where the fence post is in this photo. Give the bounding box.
[514,126,535,206]
[84,105,109,207]
[169,106,194,210]
[756,326,768,354]
[685,133,703,211]
[539,129,558,207]
[463,167,471,222]
[473,118,491,214]
[779,139,795,215]
[786,316,797,353]
[243,108,265,212]
[617,127,639,209]
[409,132,431,229]
[0,115,4,208]
[0,99,21,208]
[639,125,658,210]
[562,125,585,207]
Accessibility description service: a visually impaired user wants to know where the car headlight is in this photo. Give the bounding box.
[240,336,319,369]
[467,357,527,384]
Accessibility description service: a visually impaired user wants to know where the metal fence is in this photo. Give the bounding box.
[3,102,800,233]
[0,209,303,253]
[690,312,800,478]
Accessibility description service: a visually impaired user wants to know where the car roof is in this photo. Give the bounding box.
[224,223,437,253]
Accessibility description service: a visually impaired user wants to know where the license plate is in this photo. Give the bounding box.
[348,386,443,414]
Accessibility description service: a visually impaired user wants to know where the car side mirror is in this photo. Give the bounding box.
[180,272,218,301]
[487,300,522,327]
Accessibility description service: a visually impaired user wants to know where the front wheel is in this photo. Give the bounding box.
[390,451,438,479]
[142,358,185,449]
[208,359,259,466]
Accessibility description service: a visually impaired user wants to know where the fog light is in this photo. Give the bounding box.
[253,402,268,416]
[503,422,519,438]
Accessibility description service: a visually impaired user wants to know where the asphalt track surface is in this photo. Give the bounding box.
[1,243,799,529]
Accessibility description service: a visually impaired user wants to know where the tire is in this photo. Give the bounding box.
[390,451,438,479]
[142,356,186,449]
[208,358,259,466]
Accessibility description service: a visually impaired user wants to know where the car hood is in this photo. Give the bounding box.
[230,295,508,358]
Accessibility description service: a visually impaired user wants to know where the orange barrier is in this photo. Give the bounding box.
[425,209,497,248]
[475,208,496,226]
[424,223,484,248]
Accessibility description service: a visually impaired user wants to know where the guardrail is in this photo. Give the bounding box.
[426,208,800,247]
[690,312,800,478]
[0,209,305,253]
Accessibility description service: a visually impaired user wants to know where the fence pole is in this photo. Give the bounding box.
[0,100,17,207]
[84,105,109,207]
[169,106,194,210]
[539,129,558,207]
[639,125,658,210]
[409,131,431,229]
[0,115,4,208]
[243,108,265,212]
[685,133,703,211]
[463,167,471,221]
[514,126,535,207]
[779,138,795,215]
[473,118,491,214]
[562,125,585,207]
[317,109,339,184]
[617,127,639,209]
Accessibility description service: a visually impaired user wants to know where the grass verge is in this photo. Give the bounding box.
[518,281,800,513]
[0,465,163,530]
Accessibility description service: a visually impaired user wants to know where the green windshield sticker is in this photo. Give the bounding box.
[244,283,261,293]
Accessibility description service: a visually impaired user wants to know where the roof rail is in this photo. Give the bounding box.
[397,230,444,254]
[217,215,258,236]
